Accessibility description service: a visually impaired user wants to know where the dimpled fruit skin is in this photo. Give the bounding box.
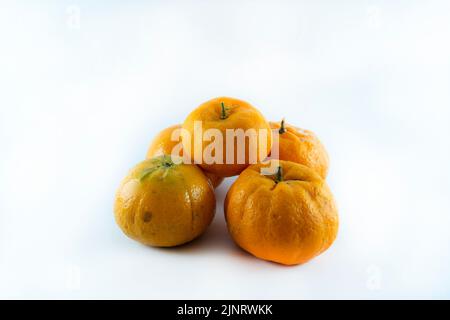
[270,121,329,179]
[146,124,224,189]
[114,156,216,247]
[182,97,272,177]
[224,160,338,265]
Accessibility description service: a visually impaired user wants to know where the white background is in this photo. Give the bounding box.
[1,0,450,299]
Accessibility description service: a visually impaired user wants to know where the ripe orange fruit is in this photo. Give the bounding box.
[114,155,216,247]
[224,160,338,265]
[182,97,272,177]
[270,120,329,179]
[146,124,224,188]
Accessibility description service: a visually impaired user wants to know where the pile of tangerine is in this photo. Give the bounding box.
[114,97,338,266]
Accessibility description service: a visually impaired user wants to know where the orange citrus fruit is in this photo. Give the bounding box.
[182,97,272,177]
[225,160,338,265]
[114,155,216,247]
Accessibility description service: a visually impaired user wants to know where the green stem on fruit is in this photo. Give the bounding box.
[275,166,283,183]
[161,155,174,168]
[220,102,228,120]
[278,118,286,134]
[140,156,174,182]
